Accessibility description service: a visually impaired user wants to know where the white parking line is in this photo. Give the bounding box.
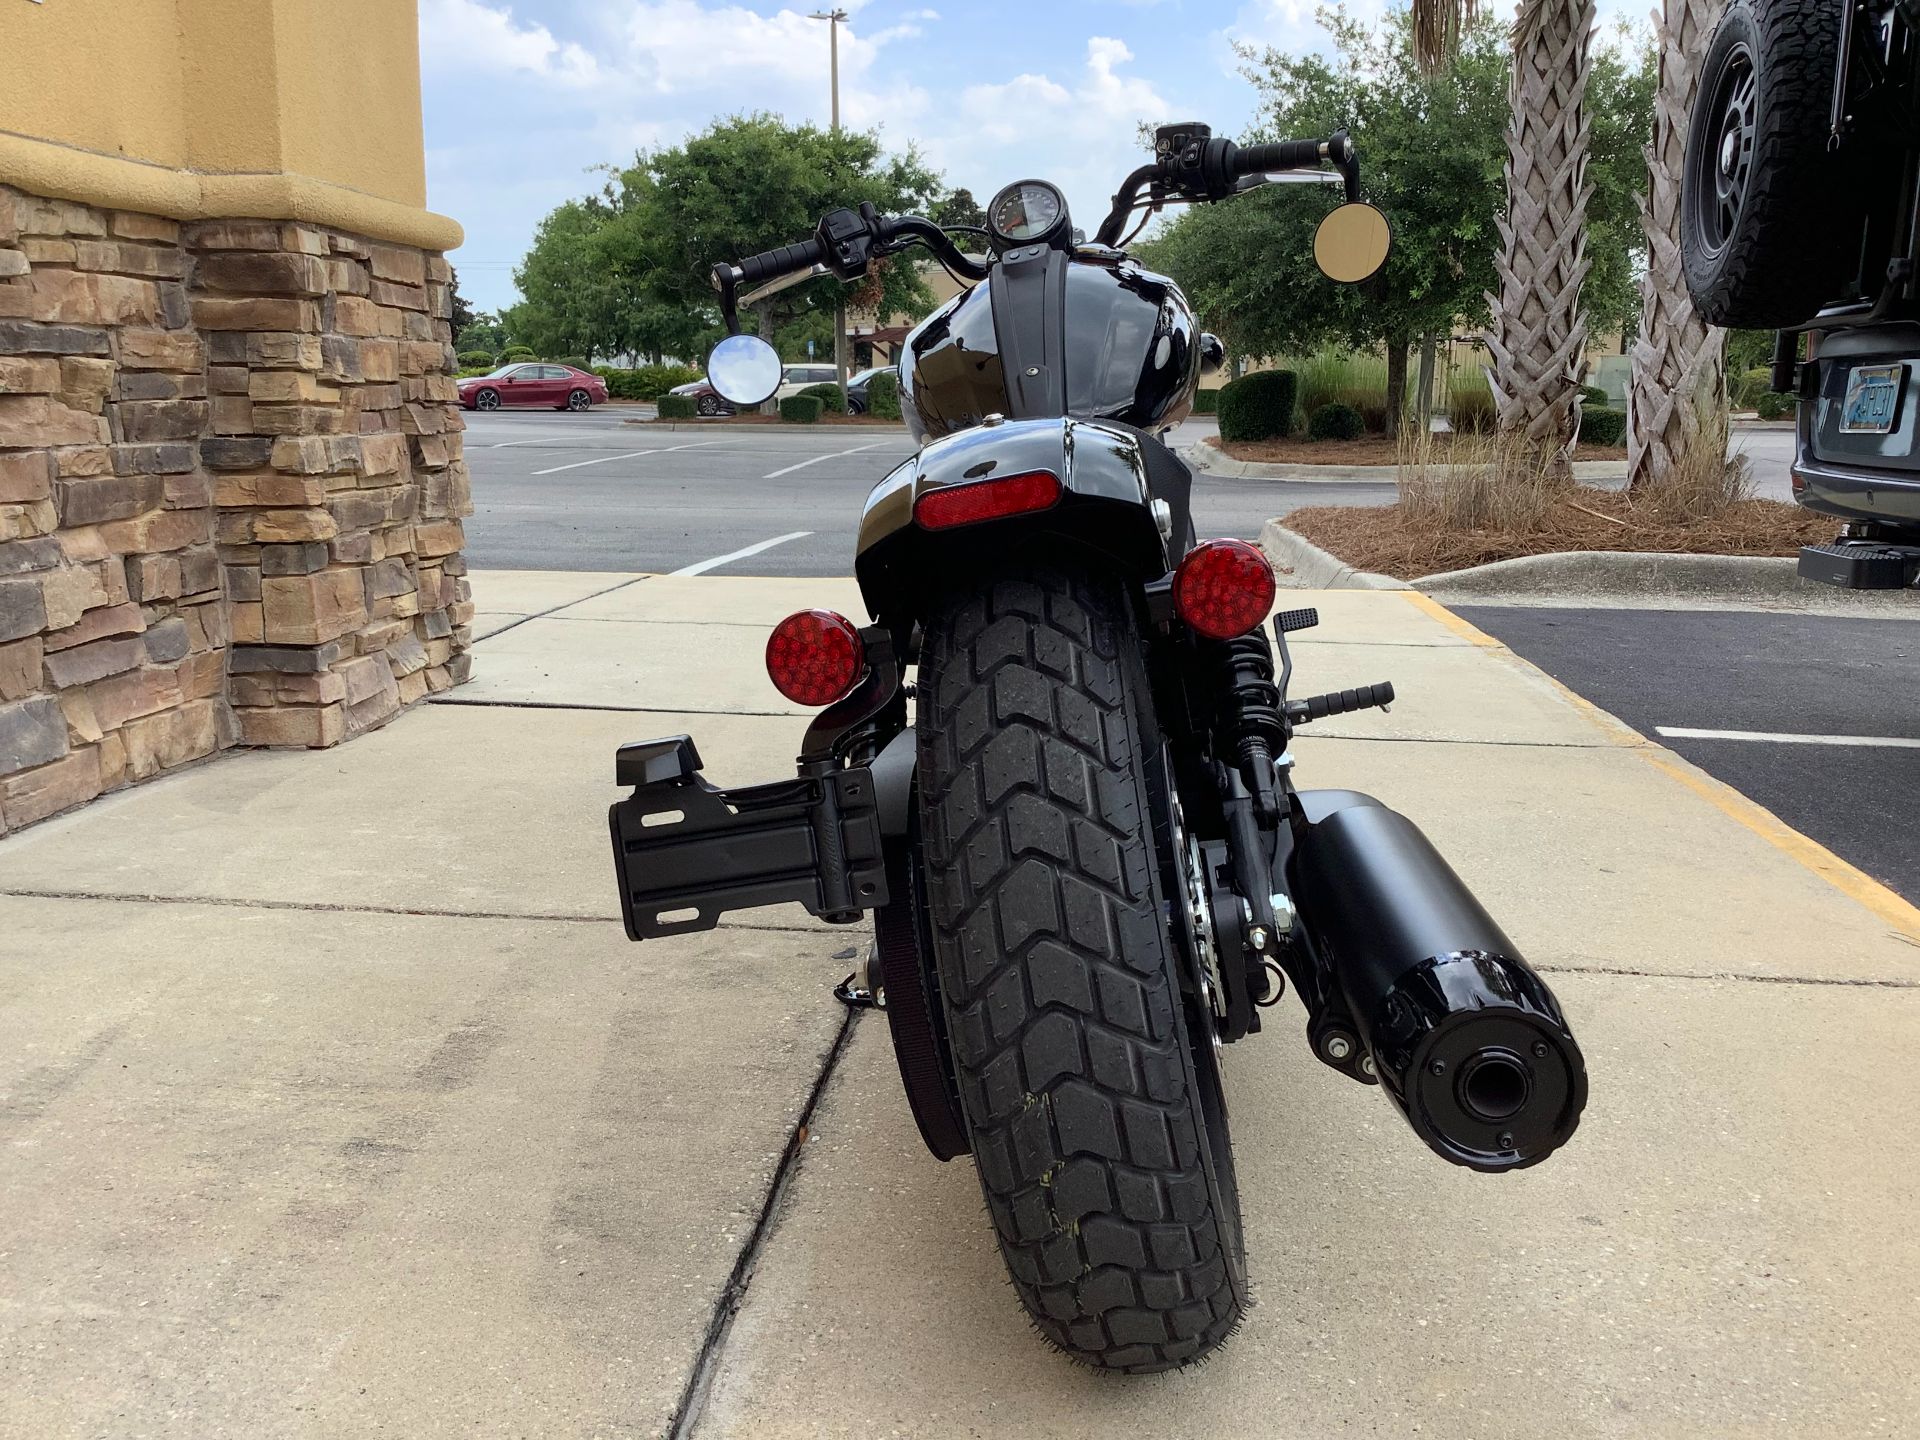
[531,440,723,476]
[670,531,813,577]
[1656,726,1920,750]
[762,441,888,480]
[487,438,549,449]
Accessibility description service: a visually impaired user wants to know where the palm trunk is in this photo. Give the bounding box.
[1484,0,1597,458]
[1627,0,1727,490]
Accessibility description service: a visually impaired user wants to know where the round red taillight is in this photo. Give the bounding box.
[1172,539,1276,640]
[765,610,865,706]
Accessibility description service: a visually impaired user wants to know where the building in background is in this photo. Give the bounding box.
[0,0,471,833]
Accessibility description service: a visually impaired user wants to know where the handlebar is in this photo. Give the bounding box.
[735,237,826,287]
[1093,128,1359,246]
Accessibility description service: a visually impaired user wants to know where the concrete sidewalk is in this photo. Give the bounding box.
[3,572,1917,1438]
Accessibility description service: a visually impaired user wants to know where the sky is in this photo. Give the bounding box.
[419,0,1641,315]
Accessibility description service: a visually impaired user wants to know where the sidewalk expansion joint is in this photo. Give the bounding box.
[667,1007,861,1440]
[0,886,855,939]
[1537,961,1920,989]
[427,698,794,717]
[467,573,655,646]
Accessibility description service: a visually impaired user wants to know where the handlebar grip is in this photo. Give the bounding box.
[1290,682,1395,724]
[1232,139,1328,175]
[735,237,826,286]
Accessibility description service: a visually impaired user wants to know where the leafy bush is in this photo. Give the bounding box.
[799,382,846,414]
[1578,405,1628,446]
[456,367,496,379]
[592,364,701,401]
[555,356,590,371]
[866,371,902,421]
[501,345,535,362]
[1447,374,1496,433]
[780,394,824,424]
[1217,370,1298,442]
[1192,387,1221,414]
[1306,402,1366,441]
[1580,383,1609,408]
[1755,390,1794,421]
[1730,365,1775,409]
[457,350,496,370]
[657,393,697,419]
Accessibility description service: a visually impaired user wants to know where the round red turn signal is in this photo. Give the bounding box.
[766,609,865,706]
[1173,539,1276,640]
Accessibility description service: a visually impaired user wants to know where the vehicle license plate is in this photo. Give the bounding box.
[1841,364,1903,434]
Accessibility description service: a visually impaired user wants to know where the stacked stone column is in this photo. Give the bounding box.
[0,185,471,834]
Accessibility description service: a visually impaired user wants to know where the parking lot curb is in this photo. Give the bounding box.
[624,420,909,435]
[1187,442,1628,484]
[1259,523,1920,609]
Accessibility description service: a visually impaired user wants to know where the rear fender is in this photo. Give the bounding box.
[854,416,1183,619]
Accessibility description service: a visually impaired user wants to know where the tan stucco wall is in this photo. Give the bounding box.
[0,0,458,251]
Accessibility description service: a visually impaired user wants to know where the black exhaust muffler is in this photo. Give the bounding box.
[1290,793,1587,1172]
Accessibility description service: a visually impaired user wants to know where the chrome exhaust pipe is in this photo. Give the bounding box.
[1290,794,1587,1172]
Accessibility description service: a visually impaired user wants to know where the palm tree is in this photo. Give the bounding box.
[1481,0,1598,459]
[1626,0,1726,490]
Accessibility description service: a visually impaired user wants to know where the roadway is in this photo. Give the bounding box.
[461,409,1795,575]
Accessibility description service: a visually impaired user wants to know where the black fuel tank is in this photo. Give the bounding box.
[898,254,1200,443]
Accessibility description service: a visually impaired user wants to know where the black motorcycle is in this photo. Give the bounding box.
[608,123,1587,1371]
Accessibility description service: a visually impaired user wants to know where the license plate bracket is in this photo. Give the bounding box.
[1840,363,1904,434]
[608,738,888,940]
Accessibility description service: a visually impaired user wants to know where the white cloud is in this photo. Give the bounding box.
[419,0,600,86]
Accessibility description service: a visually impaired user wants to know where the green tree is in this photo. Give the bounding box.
[1139,7,1511,428]
[448,267,477,337]
[1582,22,1657,345]
[612,113,942,357]
[453,311,506,356]
[505,198,624,360]
[931,188,987,231]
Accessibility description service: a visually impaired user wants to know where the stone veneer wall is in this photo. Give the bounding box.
[0,186,472,835]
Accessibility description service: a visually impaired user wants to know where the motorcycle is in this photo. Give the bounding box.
[608,123,1588,1371]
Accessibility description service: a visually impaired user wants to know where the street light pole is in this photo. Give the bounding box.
[811,8,851,407]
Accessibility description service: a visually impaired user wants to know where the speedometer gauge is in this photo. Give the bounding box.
[988,181,1069,248]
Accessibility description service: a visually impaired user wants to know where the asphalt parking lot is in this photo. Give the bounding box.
[1458,604,1920,902]
[460,409,1390,573]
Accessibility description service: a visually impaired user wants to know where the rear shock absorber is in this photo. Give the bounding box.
[1217,633,1286,817]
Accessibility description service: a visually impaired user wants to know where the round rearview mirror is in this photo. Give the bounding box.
[1313,202,1392,285]
[707,334,782,406]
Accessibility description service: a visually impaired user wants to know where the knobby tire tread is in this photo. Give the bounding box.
[915,564,1243,1373]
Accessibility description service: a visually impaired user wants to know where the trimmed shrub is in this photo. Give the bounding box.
[1578,405,1628,446]
[555,356,590,371]
[1730,365,1775,409]
[593,364,701,401]
[1580,383,1609,408]
[1217,370,1298,442]
[866,371,902,421]
[780,394,824,424]
[458,349,496,370]
[657,393,697,419]
[1755,390,1794,420]
[501,346,535,362]
[799,382,847,414]
[1306,402,1366,441]
[1192,387,1221,414]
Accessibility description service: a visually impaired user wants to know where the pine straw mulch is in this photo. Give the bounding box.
[1210,434,1630,465]
[1285,487,1830,580]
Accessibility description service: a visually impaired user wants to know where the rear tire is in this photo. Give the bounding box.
[915,564,1247,1372]
[566,388,592,411]
[1683,0,1864,327]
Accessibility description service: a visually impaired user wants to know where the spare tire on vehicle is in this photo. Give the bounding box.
[1683,0,1864,328]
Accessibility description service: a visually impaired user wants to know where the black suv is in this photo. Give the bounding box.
[1685,0,1920,589]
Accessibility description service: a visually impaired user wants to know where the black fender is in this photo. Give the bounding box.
[854,416,1194,620]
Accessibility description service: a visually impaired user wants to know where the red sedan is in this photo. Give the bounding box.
[458,363,608,412]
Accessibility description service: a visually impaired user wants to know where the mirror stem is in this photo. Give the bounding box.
[711,263,745,336]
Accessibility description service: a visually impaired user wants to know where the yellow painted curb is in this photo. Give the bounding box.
[1402,590,1920,942]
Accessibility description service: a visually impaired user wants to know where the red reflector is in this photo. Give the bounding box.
[913,470,1062,530]
[765,609,865,707]
[1173,539,1276,640]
